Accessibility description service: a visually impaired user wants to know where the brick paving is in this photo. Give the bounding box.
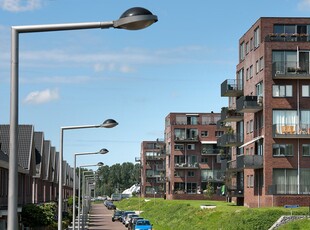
[87,203,125,230]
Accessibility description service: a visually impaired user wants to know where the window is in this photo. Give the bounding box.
[240,41,245,61]
[259,57,264,71]
[254,27,260,48]
[175,156,185,164]
[256,81,264,97]
[188,171,195,177]
[187,144,195,150]
[174,144,184,150]
[215,131,224,137]
[246,67,250,80]
[187,116,198,125]
[256,60,259,73]
[302,85,310,97]
[250,37,253,50]
[273,85,293,97]
[302,144,310,156]
[273,169,297,194]
[201,157,208,163]
[246,41,250,54]
[272,144,293,156]
[201,131,208,137]
[250,65,253,78]
[247,175,254,188]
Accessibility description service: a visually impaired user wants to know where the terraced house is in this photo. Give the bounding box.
[0,124,74,228]
[219,17,310,207]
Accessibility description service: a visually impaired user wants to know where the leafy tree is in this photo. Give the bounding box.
[21,203,56,228]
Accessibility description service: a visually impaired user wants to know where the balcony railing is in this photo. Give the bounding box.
[272,61,310,79]
[221,107,243,122]
[175,162,199,169]
[146,154,166,160]
[228,155,263,171]
[268,184,310,195]
[273,123,310,138]
[201,148,221,155]
[221,79,243,97]
[201,171,225,182]
[236,96,262,113]
[217,133,243,147]
[265,33,309,42]
[174,136,199,142]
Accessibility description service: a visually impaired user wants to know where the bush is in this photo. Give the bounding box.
[21,203,56,228]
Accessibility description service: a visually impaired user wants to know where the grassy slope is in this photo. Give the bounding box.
[115,198,309,230]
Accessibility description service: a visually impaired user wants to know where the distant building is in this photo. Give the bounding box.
[163,112,226,200]
[140,140,166,198]
[219,17,310,207]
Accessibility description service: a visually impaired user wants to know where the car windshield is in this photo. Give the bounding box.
[137,220,150,225]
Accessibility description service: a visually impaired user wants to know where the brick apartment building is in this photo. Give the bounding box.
[140,140,166,198]
[163,112,226,200]
[219,17,310,207]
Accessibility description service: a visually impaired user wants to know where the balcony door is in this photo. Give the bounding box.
[298,51,309,73]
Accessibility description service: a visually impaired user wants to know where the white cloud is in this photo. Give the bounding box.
[1,0,41,12]
[21,75,92,84]
[298,0,310,10]
[23,88,59,104]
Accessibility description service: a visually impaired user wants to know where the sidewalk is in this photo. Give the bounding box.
[87,203,125,230]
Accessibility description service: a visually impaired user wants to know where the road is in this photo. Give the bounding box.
[87,203,125,230]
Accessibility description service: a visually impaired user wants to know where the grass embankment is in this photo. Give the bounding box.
[115,198,309,230]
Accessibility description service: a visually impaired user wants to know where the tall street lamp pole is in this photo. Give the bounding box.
[59,120,116,229]
[8,7,157,230]
[73,149,108,230]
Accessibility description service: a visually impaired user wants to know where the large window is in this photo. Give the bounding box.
[254,27,260,48]
[272,85,293,97]
[273,169,297,194]
[273,169,310,194]
[272,144,293,156]
[302,85,310,97]
[302,144,310,156]
[240,41,245,61]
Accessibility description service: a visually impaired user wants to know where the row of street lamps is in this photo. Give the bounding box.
[8,6,158,230]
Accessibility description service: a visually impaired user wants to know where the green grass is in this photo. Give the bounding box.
[115,198,310,230]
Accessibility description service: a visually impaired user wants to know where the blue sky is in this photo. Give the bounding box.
[1,0,310,168]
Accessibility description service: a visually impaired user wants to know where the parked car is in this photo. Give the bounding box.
[128,216,144,230]
[133,219,152,230]
[121,211,136,224]
[124,213,140,227]
[112,210,124,222]
[104,200,116,210]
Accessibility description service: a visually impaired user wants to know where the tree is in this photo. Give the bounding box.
[203,182,215,199]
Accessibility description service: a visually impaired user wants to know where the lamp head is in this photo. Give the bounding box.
[97,162,104,166]
[99,148,109,154]
[101,119,118,128]
[114,7,158,30]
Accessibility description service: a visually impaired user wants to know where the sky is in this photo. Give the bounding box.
[1,0,310,169]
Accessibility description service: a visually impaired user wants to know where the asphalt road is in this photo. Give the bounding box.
[87,203,126,230]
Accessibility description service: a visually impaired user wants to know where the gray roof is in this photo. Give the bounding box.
[0,124,34,169]
[43,140,51,180]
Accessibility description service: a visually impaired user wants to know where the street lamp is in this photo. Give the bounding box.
[79,163,103,229]
[73,149,108,230]
[59,120,116,229]
[8,6,157,230]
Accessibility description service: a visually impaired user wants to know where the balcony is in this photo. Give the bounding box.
[236,96,262,113]
[201,148,221,155]
[201,171,225,182]
[217,133,243,147]
[174,136,199,142]
[273,124,310,138]
[221,107,243,122]
[221,79,243,97]
[174,162,199,169]
[228,155,263,171]
[265,33,309,42]
[146,153,166,160]
[272,61,310,79]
